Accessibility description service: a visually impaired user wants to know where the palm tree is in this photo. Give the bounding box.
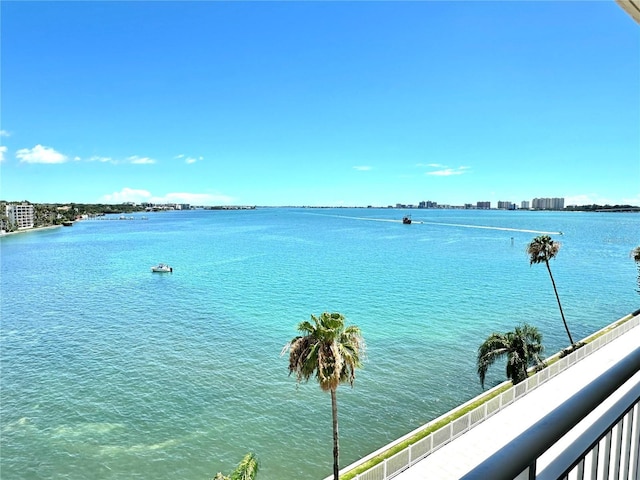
[526,235,575,346]
[213,452,259,480]
[284,312,365,480]
[631,246,640,294]
[477,323,545,389]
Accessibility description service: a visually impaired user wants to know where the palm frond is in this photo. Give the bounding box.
[230,452,259,480]
[527,235,560,265]
[285,312,364,391]
[477,324,544,388]
[477,332,510,389]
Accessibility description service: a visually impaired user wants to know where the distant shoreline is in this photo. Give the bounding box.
[0,225,63,237]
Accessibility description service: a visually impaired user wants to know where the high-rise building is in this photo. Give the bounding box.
[497,201,515,210]
[521,201,530,210]
[477,201,491,209]
[552,197,565,210]
[5,203,34,229]
[532,197,565,210]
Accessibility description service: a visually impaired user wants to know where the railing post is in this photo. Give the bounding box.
[631,404,640,480]
[612,418,623,479]
[590,443,599,478]
[602,430,612,478]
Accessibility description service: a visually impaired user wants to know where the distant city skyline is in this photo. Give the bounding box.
[6,196,628,211]
[1,2,638,207]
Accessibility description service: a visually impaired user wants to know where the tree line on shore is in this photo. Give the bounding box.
[0,202,147,231]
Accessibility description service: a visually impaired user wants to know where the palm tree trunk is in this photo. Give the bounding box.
[545,260,574,345]
[331,388,340,480]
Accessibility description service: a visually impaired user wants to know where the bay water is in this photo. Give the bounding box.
[1,208,638,479]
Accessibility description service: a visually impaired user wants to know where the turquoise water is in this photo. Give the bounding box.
[1,208,638,479]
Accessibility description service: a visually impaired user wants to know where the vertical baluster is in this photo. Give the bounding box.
[575,457,585,480]
[590,443,599,480]
[612,418,624,479]
[602,431,612,478]
[631,404,639,480]
[620,409,633,480]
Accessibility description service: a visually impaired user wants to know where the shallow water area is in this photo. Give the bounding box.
[1,208,638,479]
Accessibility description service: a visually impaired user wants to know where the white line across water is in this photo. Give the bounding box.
[420,221,562,235]
[305,212,562,235]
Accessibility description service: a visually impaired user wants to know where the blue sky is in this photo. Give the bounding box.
[1,1,638,207]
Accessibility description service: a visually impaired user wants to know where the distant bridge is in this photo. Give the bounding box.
[594,207,640,212]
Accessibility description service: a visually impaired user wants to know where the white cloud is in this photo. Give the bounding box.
[622,193,640,206]
[565,194,596,206]
[426,165,470,176]
[100,188,234,205]
[417,163,447,168]
[353,166,372,171]
[0,130,10,137]
[128,156,156,165]
[0,146,7,162]
[159,192,234,204]
[16,144,68,164]
[88,155,115,163]
[185,157,198,164]
[101,187,153,203]
[564,193,636,206]
[128,155,156,165]
[174,154,204,163]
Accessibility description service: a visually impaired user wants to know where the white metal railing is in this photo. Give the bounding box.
[331,312,640,480]
[537,392,639,480]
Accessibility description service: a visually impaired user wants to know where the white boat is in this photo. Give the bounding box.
[151,263,173,273]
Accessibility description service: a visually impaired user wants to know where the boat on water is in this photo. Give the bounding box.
[62,221,73,227]
[151,263,173,273]
[402,215,412,224]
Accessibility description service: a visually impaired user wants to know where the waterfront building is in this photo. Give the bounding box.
[5,203,34,230]
[477,201,491,209]
[554,197,565,210]
[532,197,565,210]
[521,200,530,210]
[497,201,516,210]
